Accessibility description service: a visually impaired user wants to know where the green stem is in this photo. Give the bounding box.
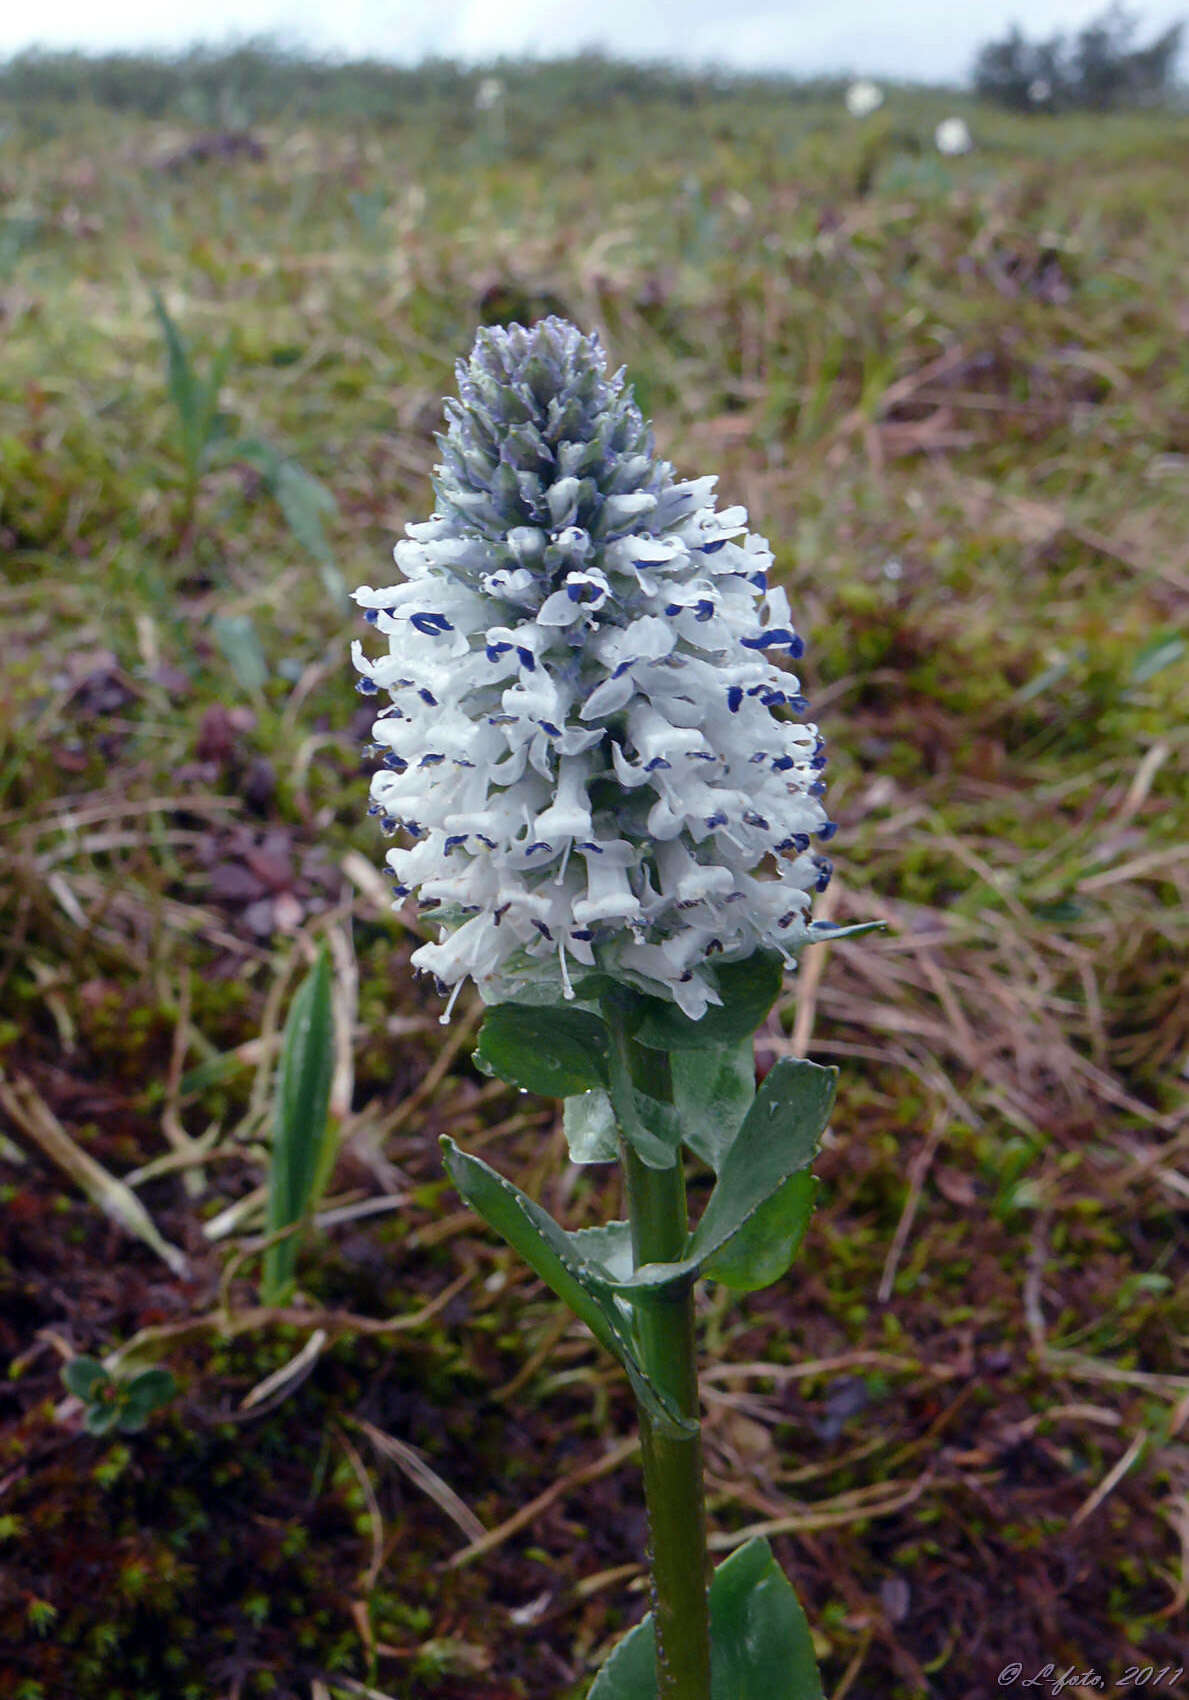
[609,1019,712,1700]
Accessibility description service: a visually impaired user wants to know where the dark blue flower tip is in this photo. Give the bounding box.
[571,928,595,941]
[741,628,803,656]
[695,599,715,621]
[410,612,455,636]
[700,539,726,554]
[772,754,796,772]
[727,685,743,712]
[419,753,446,767]
[705,810,729,829]
[644,756,671,771]
[810,754,828,771]
[367,802,382,816]
[749,571,768,590]
[664,603,682,616]
[381,753,408,771]
[356,677,378,695]
[391,883,411,899]
[418,688,438,706]
[809,780,827,798]
[475,833,497,848]
[577,840,603,852]
[525,841,553,855]
[817,821,838,841]
[363,608,380,625]
[516,647,536,670]
[612,660,634,679]
[742,810,769,829]
[532,919,554,939]
[486,641,513,660]
[380,815,397,833]
[444,835,468,853]
[788,695,809,713]
[814,857,834,892]
[487,712,519,726]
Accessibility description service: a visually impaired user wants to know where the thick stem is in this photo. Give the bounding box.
[612,1023,712,1700]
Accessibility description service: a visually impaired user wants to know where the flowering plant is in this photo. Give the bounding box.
[354,318,875,1698]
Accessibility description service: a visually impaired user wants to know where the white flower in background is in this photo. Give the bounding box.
[935,116,973,156]
[1028,77,1053,104]
[475,76,506,112]
[353,319,835,1020]
[845,79,884,118]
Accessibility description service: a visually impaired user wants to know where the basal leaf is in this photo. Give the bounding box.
[706,1538,824,1699]
[587,1537,824,1699]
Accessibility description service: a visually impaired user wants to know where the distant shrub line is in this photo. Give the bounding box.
[0,44,848,125]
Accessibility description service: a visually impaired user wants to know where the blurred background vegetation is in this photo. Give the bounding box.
[0,33,1186,1700]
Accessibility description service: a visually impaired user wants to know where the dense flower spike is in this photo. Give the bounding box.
[353,318,835,1019]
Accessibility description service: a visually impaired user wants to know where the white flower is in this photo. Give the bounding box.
[1028,78,1052,104]
[475,76,505,112]
[353,318,835,1021]
[935,117,973,157]
[845,79,884,118]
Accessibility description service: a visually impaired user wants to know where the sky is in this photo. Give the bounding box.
[0,0,1185,84]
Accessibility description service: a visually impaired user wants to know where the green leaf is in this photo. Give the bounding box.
[567,1221,634,1281]
[151,289,198,450]
[120,1368,177,1422]
[624,1085,683,1170]
[702,1172,817,1292]
[212,613,268,697]
[440,1139,694,1438]
[562,1090,619,1164]
[273,459,338,565]
[630,952,784,1052]
[263,947,336,1306]
[1130,630,1186,685]
[686,1060,835,1273]
[62,1356,110,1400]
[802,920,886,944]
[672,1037,755,1173]
[588,1538,823,1699]
[475,1003,610,1097]
[83,1403,123,1437]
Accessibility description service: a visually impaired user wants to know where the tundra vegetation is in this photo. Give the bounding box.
[0,51,1186,1700]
